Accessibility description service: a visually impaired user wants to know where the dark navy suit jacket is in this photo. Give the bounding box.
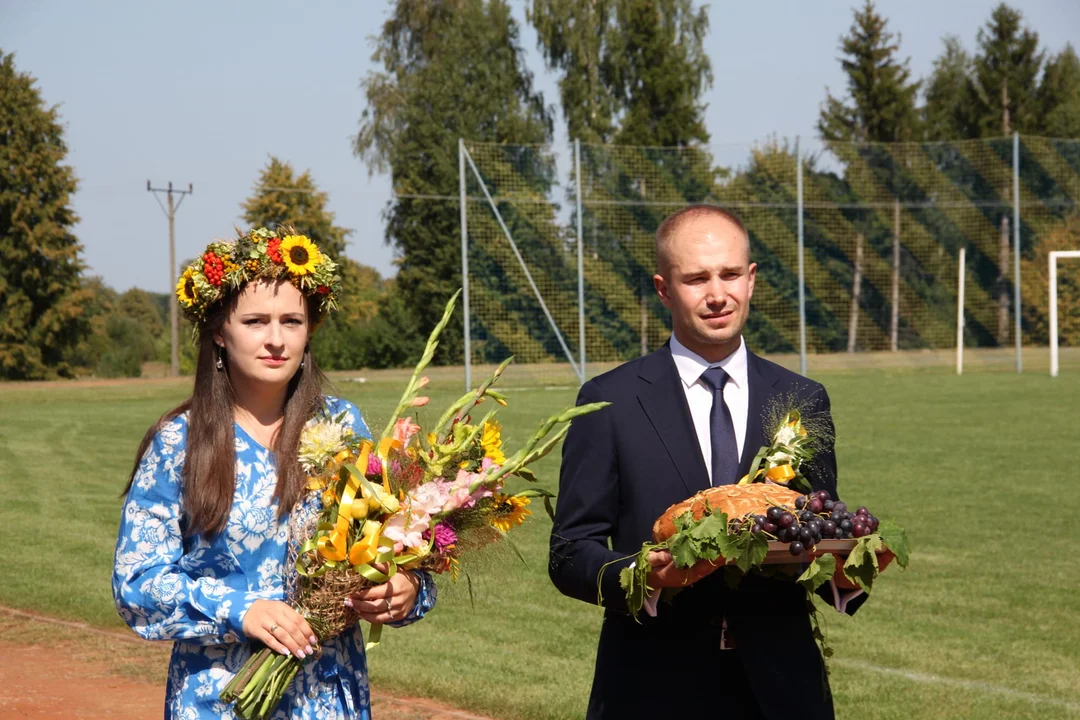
[550,342,856,720]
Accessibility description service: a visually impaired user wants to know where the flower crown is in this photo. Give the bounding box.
[176,227,340,323]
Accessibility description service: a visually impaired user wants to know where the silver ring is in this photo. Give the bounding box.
[384,598,393,614]
[269,624,280,633]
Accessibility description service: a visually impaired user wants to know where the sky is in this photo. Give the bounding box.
[2,0,1078,295]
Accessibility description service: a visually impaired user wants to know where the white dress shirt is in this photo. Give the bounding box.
[669,333,749,484]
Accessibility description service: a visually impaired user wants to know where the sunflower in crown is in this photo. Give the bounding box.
[176,227,341,324]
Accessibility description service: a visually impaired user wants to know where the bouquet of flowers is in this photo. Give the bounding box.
[221,291,607,719]
[737,407,818,493]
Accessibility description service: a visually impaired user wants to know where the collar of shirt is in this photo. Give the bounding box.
[669,334,748,391]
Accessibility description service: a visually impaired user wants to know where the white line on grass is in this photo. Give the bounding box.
[835,658,1080,712]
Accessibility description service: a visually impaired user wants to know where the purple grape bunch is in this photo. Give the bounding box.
[743,490,880,557]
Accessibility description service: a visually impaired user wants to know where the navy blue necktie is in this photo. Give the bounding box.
[701,366,739,486]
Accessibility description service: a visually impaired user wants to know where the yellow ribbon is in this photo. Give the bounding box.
[317,440,375,562]
[765,464,796,483]
[376,437,398,493]
[348,519,383,567]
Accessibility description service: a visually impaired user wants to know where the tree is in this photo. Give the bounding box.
[530,0,711,146]
[241,157,351,261]
[0,50,91,380]
[968,3,1044,138]
[607,0,711,147]
[528,0,617,144]
[1038,44,1080,138]
[923,8,1079,139]
[355,0,553,365]
[922,37,974,140]
[1021,215,1080,346]
[310,258,388,370]
[242,157,392,370]
[530,1,715,359]
[117,288,167,363]
[817,0,920,143]
[817,2,919,352]
[969,5,1043,344]
[64,278,146,378]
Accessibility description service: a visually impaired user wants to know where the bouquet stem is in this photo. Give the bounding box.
[221,646,305,720]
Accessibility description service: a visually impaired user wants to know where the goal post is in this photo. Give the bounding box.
[1049,250,1080,377]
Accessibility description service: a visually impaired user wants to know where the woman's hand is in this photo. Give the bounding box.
[242,599,318,659]
[346,570,421,624]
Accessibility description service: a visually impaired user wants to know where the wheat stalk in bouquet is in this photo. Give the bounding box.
[221,290,607,719]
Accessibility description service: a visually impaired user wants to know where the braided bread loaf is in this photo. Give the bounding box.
[652,483,803,543]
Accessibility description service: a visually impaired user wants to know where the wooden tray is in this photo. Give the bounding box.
[763,539,857,564]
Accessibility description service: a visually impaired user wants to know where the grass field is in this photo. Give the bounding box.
[2,360,1080,719]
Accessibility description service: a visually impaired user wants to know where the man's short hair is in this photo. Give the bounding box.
[655,204,750,275]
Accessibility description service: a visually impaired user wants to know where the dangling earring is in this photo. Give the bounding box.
[216,345,224,371]
[300,345,308,370]
[300,359,305,370]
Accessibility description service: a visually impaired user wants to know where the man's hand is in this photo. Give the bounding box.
[646,550,724,589]
[832,548,895,591]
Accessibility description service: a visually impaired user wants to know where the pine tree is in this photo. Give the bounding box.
[355,0,553,365]
[922,37,975,140]
[1038,44,1080,138]
[241,157,351,261]
[968,3,1043,138]
[0,50,90,379]
[817,0,920,143]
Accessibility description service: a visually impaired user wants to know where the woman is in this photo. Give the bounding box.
[112,228,436,719]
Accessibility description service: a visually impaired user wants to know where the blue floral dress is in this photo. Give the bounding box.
[112,396,437,719]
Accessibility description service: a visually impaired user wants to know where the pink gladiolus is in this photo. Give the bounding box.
[410,482,450,516]
[410,396,430,408]
[393,417,421,446]
[382,509,429,549]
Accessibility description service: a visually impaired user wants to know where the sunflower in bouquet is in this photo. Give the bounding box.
[221,291,607,720]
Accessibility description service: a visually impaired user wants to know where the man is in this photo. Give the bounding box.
[550,205,866,719]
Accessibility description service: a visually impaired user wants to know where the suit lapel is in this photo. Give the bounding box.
[739,350,781,479]
[637,345,711,497]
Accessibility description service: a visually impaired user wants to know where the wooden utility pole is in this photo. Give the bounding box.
[891,200,900,352]
[998,78,1011,345]
[848,232,863,353]
[147,180,194,377]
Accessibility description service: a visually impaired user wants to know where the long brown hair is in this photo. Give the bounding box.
[125,284,328,538]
